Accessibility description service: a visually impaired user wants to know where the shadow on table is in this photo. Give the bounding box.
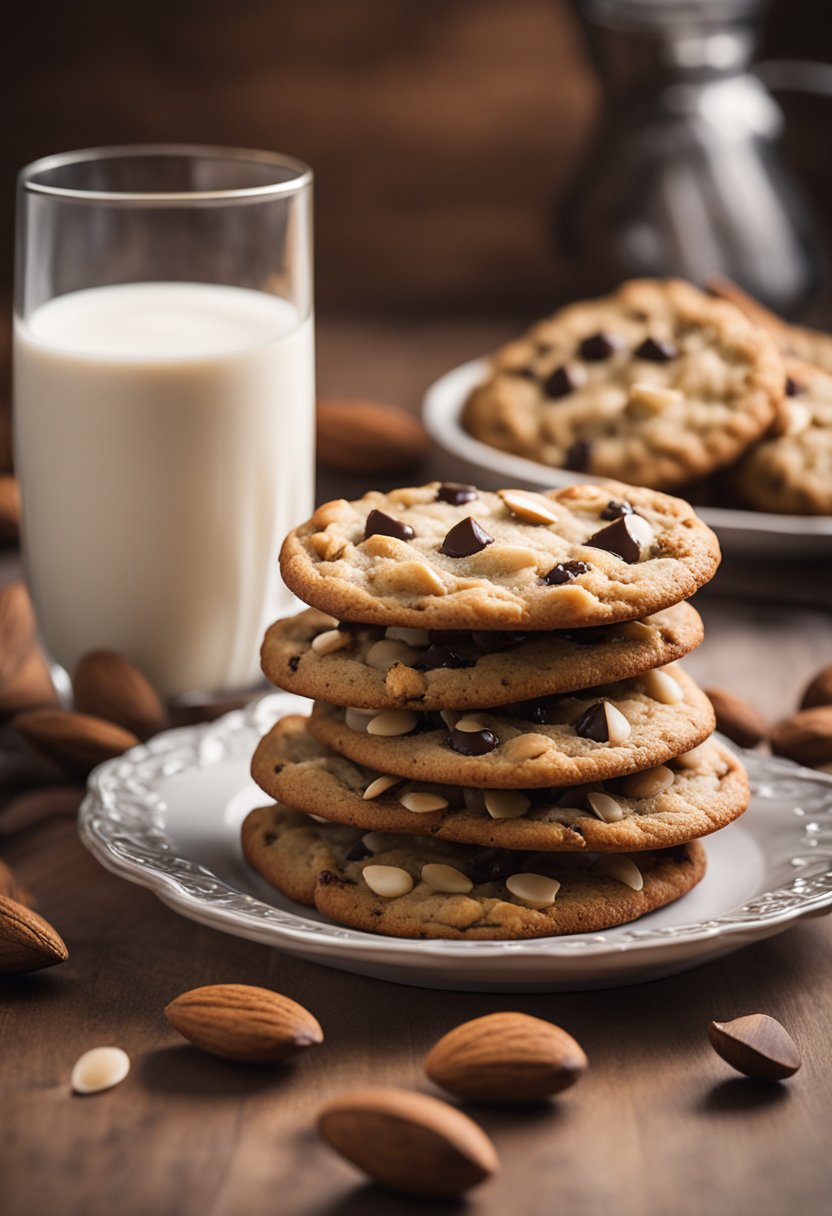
[310,1183,469,1216]
[700,1077,791,1115]
[139,1044,292,1098]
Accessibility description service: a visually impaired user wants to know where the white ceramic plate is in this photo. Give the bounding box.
[422,357,832,558]
[78,692,832,992]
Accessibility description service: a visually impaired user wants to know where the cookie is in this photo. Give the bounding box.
[252,717,748,852]
[732,359,832,516]
[279,480,721,631]
[297,667,715,788]
[461,279,783,489]
[241,805,707,940]
[709,275,832,377]
[261,602,704,711]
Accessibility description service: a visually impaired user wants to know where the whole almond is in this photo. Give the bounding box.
[165,983,323,1062]
[0,648,59,717]
[0,582,36,684]
[12,709,138,774]
[0,859,33,906]
[0,474,21,544]
[0,786,85,838]
[426,1012,588,1103]
[73,650,168,739]
[770,706,832,768]
[704,687,768,749]
[0,894,68,972]
[800,664,832,711]
[316,398,430,473]
[317,1087,499,1197]
[708,1014,800,1081]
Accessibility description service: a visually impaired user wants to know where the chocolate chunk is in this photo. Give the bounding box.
[600,499,634,521]
[543,366,575,399]
[785,376,803,397]
[364,509,415,542]
[542,560,590,586]
[585,513,651,563]
[470,630,529,653]
[317,870,339,886]
[436,482,479,506]
[579,332,617,361]
[564,439,591,472]
[338,621,386,639]
[575,702,609,742]
[439,516,495,558]
[466,848,517,885]
[288,655,301,673]
[447,727,499,756]
[416,644,473,671]
[345,840,373,862]
[501,700,550,725]
[634,336,677,362]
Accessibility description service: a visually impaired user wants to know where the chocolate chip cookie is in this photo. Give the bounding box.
[279,481,721,630]
[252,716,748,852]
[262,602,704,711]
[292,667,715,788]
[709,275,832,377]
[461,279,783,489]
[241,805,706,940]
[732,359,832,516]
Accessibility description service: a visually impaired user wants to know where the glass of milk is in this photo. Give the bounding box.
[14,145,314,701]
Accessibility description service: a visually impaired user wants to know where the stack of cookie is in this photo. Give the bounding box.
[244,480,750,941]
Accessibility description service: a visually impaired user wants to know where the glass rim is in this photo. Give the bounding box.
[18,143,313,204]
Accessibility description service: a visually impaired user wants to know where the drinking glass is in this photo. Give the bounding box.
[14,145,314,700]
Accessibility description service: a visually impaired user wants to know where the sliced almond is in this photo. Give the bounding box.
[311,628,352,656]
[586,791,625,822]
[483,790,530,820]
[505,873,560,909]
[386,626,430,646]
[498,489,559,525]
[617,765,675,799]
[454,715,487,733]
[71,1047,130,1094]
[628,382,683,415]
[366,710,418,737]
[363,774,402,800]
[641,669,684,705]
[604,703,632,745]
[363,864,414,898]
[421,863,473,894]
[399,791,448,814]
[345,707,375,732]
[500,734,550,762]
[596,855,643,890]
[365,638,419,671]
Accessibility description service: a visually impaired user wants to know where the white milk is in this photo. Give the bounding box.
[14,282,314,698]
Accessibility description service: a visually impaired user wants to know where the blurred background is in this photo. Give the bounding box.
[4,0,832,318]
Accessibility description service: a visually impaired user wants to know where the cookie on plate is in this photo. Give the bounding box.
[298,667,715,788]
[262,602,704,711]
[709,275,832,377]
[461,279,783,489]
[732,359,832,516]
[241,805,706,940]
[279,481,721,631]
[252,716,748,852]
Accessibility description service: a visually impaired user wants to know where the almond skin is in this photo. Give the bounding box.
[0,894,68,972]
[164,983,323,1062]
[708,1014,800,1081]
[800,664,832,710]
[0,474,21,544]
[704,687,768,749]
[316,398,430,473]
[770,706,832,768]
[12,709,138,774]
[0,648,59,717]
[425,1012,588,1103]
[317,1087,499,1197]
[0,581,36,684]
[73,650,168,740]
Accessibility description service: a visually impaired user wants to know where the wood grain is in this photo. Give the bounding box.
[2,316,832,1216]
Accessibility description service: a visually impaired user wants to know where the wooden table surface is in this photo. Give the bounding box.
[3,317,832,1216]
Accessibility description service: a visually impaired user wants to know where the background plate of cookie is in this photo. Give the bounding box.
[78,693,832,993]
[422,357,832,558]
